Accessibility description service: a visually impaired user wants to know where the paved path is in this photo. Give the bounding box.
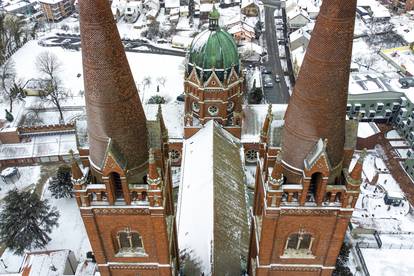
[261,1,290,104]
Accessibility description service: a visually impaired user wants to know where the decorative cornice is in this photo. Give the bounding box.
[280,209,337,216]
[93,208,151,215]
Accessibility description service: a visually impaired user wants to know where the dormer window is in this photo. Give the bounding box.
[192,101,200,112]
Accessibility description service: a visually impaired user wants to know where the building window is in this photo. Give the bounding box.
[116,228,145,256]
[192,101,200,112]
[170,149,181,162]
[208,105,219,116]
[245,149,258,163]
[283,229,315,258]
[227,101,234,112]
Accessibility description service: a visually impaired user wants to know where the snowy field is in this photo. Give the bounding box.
[11,40,185,104]
[362,248,414,276]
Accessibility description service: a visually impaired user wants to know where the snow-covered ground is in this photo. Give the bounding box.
[362,248,414,276]
[11,40,185,105]
[351,150,414,233]
[0,166,41,201]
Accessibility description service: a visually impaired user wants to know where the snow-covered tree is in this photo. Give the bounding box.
[48,165,73,199]
[0,189,59,255]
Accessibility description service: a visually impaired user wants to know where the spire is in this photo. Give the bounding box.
[148,148,159,181]
[350,149,366,181]
[281,0,357,172]
[69,150,83,180]
[157,104,168,141]
[271,152,283,181]
[208,1,220,30]
[79,0,148,173]
[260,104,273,142]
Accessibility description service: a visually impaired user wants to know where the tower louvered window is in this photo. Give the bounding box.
[283,229,315,258]
[116,228,145,256]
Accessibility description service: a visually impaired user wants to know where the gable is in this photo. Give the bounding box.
[205,71,222,88]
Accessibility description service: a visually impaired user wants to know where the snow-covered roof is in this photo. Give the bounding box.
[348,73,395,95]
[241,104,287,143]
[289,27,311,44]
[239,42,264,55]
[3,1,31,12]
[228,24,255,36]
[357,0,390,19]
[20,250,72,276]
[165,0,179,9]
[287,7,310,22]
[144,103,184,140]
[0,133,77,160]
[357,122,380,138]
[241,0,259,9]
[38,0,66,4]
[177,121,248,275]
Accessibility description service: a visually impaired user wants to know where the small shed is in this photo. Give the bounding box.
[0,167,20,184]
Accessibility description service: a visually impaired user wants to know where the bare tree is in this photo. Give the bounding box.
[156,76,166,87]
[0,59,24,112]
[142,76,152,90]
[36,51,68,123]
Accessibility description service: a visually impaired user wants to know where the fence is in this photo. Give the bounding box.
[355,243,370,276]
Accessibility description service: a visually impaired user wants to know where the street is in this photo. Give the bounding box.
[261,1,290,104]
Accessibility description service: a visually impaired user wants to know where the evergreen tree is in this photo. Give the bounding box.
[0,189,59,255]
[48,165,73,199]
[333,243,353,276]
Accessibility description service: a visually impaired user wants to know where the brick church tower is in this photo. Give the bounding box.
[248,0,362,275]
[72,0,179,275]
[183,7,244,138]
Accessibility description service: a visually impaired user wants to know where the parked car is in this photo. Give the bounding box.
[275,74,281,82]
[262,68,272,74]
[399,77,414,88]
[264,81,274,88]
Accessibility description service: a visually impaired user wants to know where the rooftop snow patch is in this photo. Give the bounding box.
[358,122,380,138]
[177,121,248,275]
[241,104,287,144]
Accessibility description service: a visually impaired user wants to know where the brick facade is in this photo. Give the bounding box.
[248,1,361,275]
[76,0,178,275]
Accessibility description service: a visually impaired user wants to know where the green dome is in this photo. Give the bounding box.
[188,28,240,72]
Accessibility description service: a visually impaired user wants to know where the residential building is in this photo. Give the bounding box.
[241,0,260,17]
[39,0,74,21]
[392,0,414,11]
[287,7,310,30]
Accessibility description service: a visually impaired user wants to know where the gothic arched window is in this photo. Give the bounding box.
[283,230,315,258]
[109,172,123,199]
[116,228,145,256]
